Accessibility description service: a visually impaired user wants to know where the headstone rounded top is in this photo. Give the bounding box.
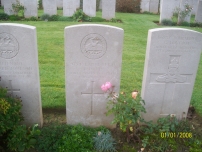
[0,23,36,30]
[64,24,124,31]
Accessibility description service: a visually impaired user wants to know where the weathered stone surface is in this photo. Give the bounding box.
[192,0,198,15]
[178,0,193,23]
[102,0,116,20]
[75,0,80,9]
[160,0,180,23]
[195,0,202,23]
[24,0,38,18]
[63,0,76,17]
[83,0,96,17]
[65,24,123,128]
[57,0,63,8]
[149,0,159,14]
[4,0,16,15]
[19,0,24,6]
[141,28,202,122]
[43,0,57,16]
[0,23,43,126]
[141,0,150,12]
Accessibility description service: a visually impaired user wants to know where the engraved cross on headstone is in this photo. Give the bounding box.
[81,81,104,115]
[150,55,193,117]
[7,80,20,96]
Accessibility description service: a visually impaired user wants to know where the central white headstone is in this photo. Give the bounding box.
[160,0,180,23]
[24,0,38,18]
[0,23,43,126]
[57,0,63,8]
[141,28,202,122]
[63,0,76,17]
[149,0,159,13]
[140,0,150,13]
[102,0,116,20]
[43,0,57,16]
[75,0,80,9]
[83,0,96,17]
[65,24,123,128]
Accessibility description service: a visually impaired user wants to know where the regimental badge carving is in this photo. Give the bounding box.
[0,33,19,59]
[156,56,187,83]
[80,33,107,59]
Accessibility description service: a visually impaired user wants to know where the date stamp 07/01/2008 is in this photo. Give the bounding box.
[160,132,192,138]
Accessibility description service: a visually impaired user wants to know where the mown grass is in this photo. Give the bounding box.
[0,10,202,115]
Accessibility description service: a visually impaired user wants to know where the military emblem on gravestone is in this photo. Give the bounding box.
[81,33,107,59]
[156,56,187,83]
[0,33,19,59]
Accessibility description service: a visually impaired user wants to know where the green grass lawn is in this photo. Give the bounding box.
[0,10,202,115]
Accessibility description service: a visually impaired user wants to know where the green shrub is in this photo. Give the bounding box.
[161,19,173,26]
[7,124,41,152]
[190,22,202,27]
[0,13,9,20]
[0,87,23,137]
[72,9,91,22]
[58,16,73,21]
[36,124,109,152]
[49,15,60,21]
[142,11,153,14]
[179,21,190,26]
[29,16,39,21]
[59,124,95,152]
[36,124,67,152]
[141,116,202,152]
[40,13,50,21]
[9,15,21,21]
[93,131,116,152]
[116,0,141,13]
[91,17,105,22]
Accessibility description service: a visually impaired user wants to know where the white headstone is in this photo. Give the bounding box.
[149,0,159,13]
[19,0,24,6]
[57,0,63,8]
[83,0,96,17]
[63,0,76,17]
[75,0,80,9]
[65,24,123,128]
[160,0,180,23]
[178,0,193,23]
[24,0,38,18]
[43,0,57,16]
[4,0,17,15]
[195,0,202,23]
[102,0,116,20]
[0,23,43,126]
[141,0,150,12]
[141,28,202,122]
[192,0,198,15]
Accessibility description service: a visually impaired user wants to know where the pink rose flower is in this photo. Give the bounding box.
[101,84,108,91]
[105,82,112,89]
